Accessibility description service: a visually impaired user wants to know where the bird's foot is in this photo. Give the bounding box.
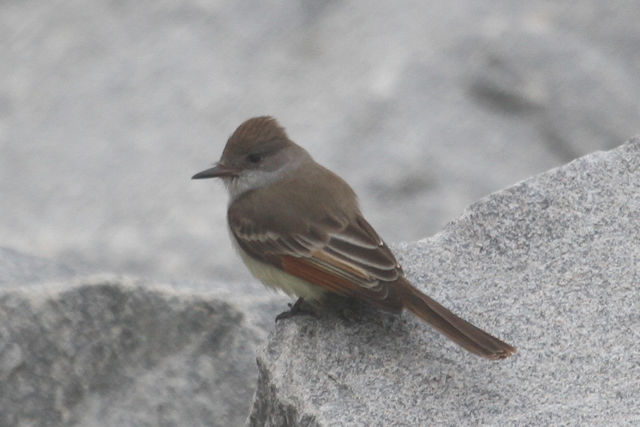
[275,297,317,322]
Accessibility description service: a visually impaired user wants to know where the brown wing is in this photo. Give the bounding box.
[226,163,516,359]
[229,205,404,311]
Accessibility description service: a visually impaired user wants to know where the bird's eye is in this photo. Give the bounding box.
[247,153,262,163]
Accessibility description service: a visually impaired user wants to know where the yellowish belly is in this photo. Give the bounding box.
[231,236,328,301]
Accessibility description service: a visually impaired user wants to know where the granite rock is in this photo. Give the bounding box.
[1,139,638,426]
[0,276,265,427]
[248,139,640,425]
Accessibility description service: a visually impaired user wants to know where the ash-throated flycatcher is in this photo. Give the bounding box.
[192,116,515,359]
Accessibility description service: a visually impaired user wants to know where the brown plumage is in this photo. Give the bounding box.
[195,116,516,359]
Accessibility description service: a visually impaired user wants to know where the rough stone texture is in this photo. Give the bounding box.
[2,1,639,285]
[1,141,638,425]
[2,2,639,424]
[0,276,267,427]
[248,139,640,426]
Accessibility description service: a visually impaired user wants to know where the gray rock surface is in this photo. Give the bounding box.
[2,1,639,285]
[248,139,640,426]
[2,2,639,424]
[0,275,268,427]
[1,140,638,426]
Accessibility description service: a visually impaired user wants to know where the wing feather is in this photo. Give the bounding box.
[229,207,403,305]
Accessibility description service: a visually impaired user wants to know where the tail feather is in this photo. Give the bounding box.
[397,279,516,360]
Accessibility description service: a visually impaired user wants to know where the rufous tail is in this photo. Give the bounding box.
[397,279,516,360]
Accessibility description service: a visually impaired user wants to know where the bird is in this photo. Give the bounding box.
[192,116,516,359]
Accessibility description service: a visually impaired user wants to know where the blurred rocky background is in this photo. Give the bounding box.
[1,1,639,425]
[2,1,638,285]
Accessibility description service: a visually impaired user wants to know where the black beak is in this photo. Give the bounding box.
[192,163,239,179]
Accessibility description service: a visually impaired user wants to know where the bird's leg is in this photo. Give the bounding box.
[275,297,317,322]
